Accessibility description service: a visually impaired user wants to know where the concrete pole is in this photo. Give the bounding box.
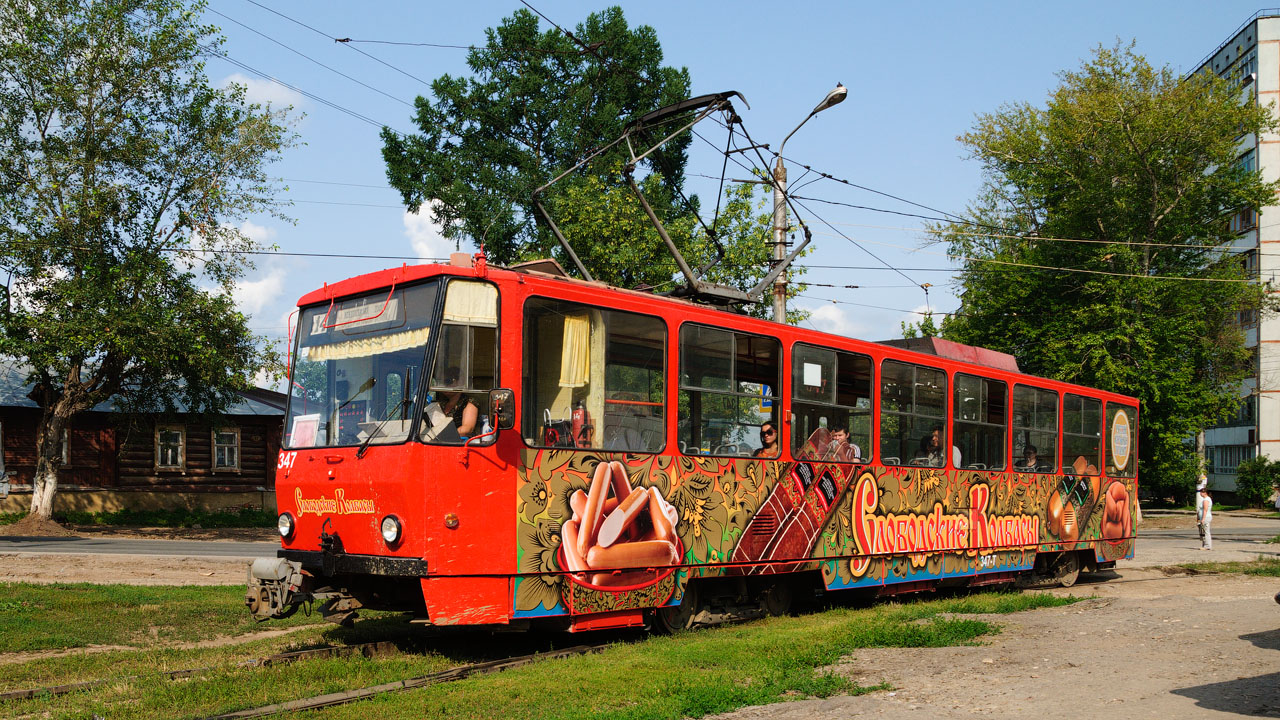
[772,158,788,323]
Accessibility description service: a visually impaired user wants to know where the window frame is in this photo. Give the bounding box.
[155,425,186,471]
[420,278,502,447]
[1105,403,1137,478]
[878,359,948,468]
[789,342,872,464]
[678,323,781,458]
[952,372,1008,471]
[1011,384,1059,474]
[1062,393,1103,476]
[212,427,242,473]
[521,296,668,454]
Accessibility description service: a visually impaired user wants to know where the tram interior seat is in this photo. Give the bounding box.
[603,406,663,452]
[883,456,900,465]
[965,463,987,470]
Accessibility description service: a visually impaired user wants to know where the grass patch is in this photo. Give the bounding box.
[0,587,1080,720]
[0,583,315,652]
[0,512,25,526]
[52,507,275,528]
[1267,534,1280,545]
[1179,557,1280,576]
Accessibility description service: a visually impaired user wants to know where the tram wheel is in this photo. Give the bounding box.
[1052,552,1080,588]
[652,582,699,633]
[760,580,793,617]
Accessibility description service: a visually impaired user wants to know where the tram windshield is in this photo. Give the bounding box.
[285,281,439,449]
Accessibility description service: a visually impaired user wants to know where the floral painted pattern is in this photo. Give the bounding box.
[514,447,1138,615]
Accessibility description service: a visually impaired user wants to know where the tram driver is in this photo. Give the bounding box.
[422,369,479,443]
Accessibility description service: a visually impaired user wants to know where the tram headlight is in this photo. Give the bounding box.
[380,515,402,545]
[277,513,295,539]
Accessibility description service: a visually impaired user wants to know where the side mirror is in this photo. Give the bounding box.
[489,388,515,430]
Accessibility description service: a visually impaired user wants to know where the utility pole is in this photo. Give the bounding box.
[771,84,847,323]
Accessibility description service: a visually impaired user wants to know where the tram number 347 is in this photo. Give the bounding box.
[277,451,298,471]
[977,554,997,569]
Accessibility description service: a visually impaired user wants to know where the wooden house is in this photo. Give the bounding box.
[0,363,284,514]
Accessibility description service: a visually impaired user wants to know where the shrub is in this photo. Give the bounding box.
[1235,456,1280,508]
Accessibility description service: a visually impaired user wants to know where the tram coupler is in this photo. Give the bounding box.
[245,557,306,620]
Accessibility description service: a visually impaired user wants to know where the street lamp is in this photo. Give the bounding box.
[772,83,847,322]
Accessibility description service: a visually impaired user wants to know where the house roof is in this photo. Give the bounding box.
[0,361,285,416]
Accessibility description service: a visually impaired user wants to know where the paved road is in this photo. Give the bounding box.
[0,512,1276,566]
[0,535,279,558]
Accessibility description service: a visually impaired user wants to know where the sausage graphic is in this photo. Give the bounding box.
[586,539,678,570]
[560,519,589,573]
[569,489,587,519]
[596,484,651,548]
[609,460,632,503]
[589,570,652,587]
[648,487,674,542]
[578,462,612,557]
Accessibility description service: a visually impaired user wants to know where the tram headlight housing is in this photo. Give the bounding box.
[380,515,402,545]
[277,513,295,539]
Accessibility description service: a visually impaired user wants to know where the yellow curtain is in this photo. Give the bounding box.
[558,314,590,388]
[443,281,498,326]
[304,327,430,363]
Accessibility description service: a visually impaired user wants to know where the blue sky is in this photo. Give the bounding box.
[206,1,1270,365]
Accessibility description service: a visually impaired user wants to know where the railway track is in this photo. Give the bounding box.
[1,640,608,719]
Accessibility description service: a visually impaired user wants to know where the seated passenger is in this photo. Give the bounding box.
[825,426,861,463]
[1015,445,1038,470]
[753,421,780,458]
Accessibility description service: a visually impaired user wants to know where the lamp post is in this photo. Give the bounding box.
[772,83,847,323]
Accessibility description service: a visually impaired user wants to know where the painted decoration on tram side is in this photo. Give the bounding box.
[512,447,1136,615]
[1110,409,1132,471]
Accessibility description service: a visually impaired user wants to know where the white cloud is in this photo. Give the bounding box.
[804,302,862,338]
[221,72,305,110]
[238,220,277,245]
[234,266,286,317]
[403,203,473,262]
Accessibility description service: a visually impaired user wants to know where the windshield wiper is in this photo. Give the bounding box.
[355,397,411,459]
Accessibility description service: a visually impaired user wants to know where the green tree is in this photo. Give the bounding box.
[0,0,294,520]
[382,6,693,266]
[934,44,1278,501]
[1235,456,1280,508]
[901,312,947,339]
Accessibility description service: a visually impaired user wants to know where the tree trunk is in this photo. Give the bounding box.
[28,408,69,520]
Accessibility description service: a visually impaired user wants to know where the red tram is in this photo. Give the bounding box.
[246,255,1138,631]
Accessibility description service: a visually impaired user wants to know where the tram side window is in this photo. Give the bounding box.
[1012,386,1058,473]
[423,280,499,445]
[522,298,665,453]
[879,360,947,467]
[791,344,871,463]
[1106,403,1137,478]
[679,325,780,457]
[1063,393,1102,476]
[953,374,1007,470]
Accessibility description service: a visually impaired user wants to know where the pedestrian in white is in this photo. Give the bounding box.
[1197,487,1213,550]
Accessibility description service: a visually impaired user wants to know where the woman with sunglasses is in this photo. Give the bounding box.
[754,420,779,458]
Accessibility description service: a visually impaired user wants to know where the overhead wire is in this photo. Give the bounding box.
[206,7,412,108]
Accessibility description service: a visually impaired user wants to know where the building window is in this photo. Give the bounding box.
[59,428,69,467]
[213,428,240,471]
[1230,207,1257,234]
[1212,445,1255,474]
[156,426,185,470]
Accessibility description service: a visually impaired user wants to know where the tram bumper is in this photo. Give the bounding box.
[245,557,307,619]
